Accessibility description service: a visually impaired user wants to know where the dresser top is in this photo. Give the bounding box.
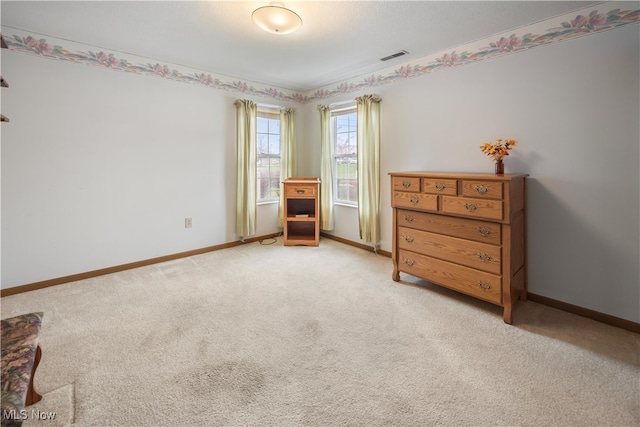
[284,177,321,184]
[389,171,528,180]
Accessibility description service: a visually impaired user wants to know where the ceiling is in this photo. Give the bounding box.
[1,1,602,92]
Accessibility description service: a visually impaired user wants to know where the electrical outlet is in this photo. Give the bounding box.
[185,217,192,228]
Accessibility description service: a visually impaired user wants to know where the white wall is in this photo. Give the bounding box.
[1,53,291,288]
[302,25,640,322]
[2,25,638,323]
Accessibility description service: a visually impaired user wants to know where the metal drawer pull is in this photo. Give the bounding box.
[474,184,489,194]
[402,180,411,188]
[296,189,305,194]
[477,252,492,263]
[464,202,477,212]
[478,281,492,290]
[409,196,419,205]
[404,235,414,243]
[403,258,415,266]
[403,215,414,222]
[434,182,446,191]
[477,227,491,236]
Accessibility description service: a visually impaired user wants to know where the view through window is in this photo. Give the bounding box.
[257,111,281,201]
[332,108,357,204]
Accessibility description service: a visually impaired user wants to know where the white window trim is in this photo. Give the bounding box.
[256,107,281,203]
[331,104,358,206]
[334,201,358,209]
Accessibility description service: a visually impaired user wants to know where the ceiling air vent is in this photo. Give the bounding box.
[380,50,409,62]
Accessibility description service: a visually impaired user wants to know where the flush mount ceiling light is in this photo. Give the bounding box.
[252,2,302,35]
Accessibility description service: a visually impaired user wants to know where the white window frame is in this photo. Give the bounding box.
[331,105,358,206]
[256,109,281,203]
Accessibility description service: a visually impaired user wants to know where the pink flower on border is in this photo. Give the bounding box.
[23,36,38,50]
[199,73,215,85]
[588,13,606,26]
[95,51,110,65]
[234,82,248,92]
[364,75,377,85]
[38,42,52,53]
[397,66,412,77]
[440,52,459,66]
[571,15,589,28]
[95,52,119,67]
[314,89,325,97]
[496,37,510,50]
[153,64,171,77]
[495,36,521,51]
[337,83,350,93]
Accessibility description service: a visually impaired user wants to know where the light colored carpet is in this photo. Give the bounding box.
[23,384,75,427]
[2,237,639,426]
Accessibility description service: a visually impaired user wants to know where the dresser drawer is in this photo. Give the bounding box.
[442,196,504,221]
[398,226,501,274]
[462,180,503,199]
[423,178,457,195]
[392,176,421,193]
[396,209,501,245]
[398,249,502,304]
[284,184,317,198]
[392,192,438,211]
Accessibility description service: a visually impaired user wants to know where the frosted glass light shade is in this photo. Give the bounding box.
[252,5,302,35]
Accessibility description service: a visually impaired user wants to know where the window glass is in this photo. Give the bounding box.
[257,114,281,201]
[332,109,357,204]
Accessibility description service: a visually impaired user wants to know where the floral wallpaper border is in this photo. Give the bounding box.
[1,2,638,104]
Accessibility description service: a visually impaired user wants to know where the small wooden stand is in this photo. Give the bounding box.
[283,178,320,246]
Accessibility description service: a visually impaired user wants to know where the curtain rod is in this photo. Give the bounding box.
[329,100,355,108]
[257,103,286,110]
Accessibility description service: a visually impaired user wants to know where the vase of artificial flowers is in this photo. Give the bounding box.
[480,139,517,175]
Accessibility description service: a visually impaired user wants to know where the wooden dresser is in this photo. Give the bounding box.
[283,178,320,247]
[389,172,527,324]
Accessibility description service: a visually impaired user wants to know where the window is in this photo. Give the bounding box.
[256,111,281,201]
[332,108,357,204]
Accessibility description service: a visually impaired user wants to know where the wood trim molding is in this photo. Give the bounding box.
[320,232,392,258]
[3,232,637,334]
[0,233,280,297]
[322,233,639,333]
[527,293,639,334]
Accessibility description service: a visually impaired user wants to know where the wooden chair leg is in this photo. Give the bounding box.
[25,345,43,405]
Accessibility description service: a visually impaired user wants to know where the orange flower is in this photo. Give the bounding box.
[480,138,517,161]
